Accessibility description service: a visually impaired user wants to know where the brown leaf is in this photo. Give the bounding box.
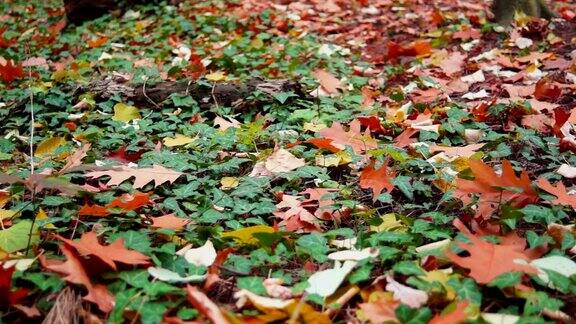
[60,143,91,174]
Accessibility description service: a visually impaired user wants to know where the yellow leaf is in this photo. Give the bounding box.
[206,71,227,82]
[419,270,456,300]
[221,225,275,245]
[315,151,351,167]
[113,103,141,122]
[303,122,327,132]
[0,209,18,221]
[370,214,407,232]
[220,177,239,190]
[163,134,194,147]
[36,208,55,229]
[35,137,67,157]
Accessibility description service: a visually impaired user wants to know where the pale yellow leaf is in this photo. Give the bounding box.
[112,103,141,122]
[220,177,239,190]
[205,71,227,82]
[163,134,194,147]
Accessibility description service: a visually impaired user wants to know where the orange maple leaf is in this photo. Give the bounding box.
[429,301,469,324]
[57,230,150,270]
[41,245,114,313]
[454,160,538,219]
[319,119,378,154]
[78,203,109,217]
[537,178,576,209]
[107,192,152,210]
[359,162,396,201]
[78,192,152,217]
[445,219,537,284]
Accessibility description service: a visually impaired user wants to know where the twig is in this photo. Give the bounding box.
[25,45,37,255]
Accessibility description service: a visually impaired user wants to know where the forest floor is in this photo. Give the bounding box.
[2,0,576,323]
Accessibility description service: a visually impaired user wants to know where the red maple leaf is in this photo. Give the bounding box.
[41,245,114,313]
[454,160,538,219]
[273,193,322,232]
[358,116,386,134]
[0,266,29,309]
[107,146,145,163]
[57,230,149,270]
[534,77,562,101]
[301,187,342,221]
[359,161,396,201]
[319,119,378,154]
[537,178,576,209]
[445,219,537,284]
[0,60,24,84]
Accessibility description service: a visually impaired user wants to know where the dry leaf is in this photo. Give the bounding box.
[86,164,183,189]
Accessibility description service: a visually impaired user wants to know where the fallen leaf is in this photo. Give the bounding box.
[0,266,29,309]
[148,267,205,283]
[35,137,67,157]
[537,178,576,209]
[429,301,469,324]
[60,143,91,174]
[186,285,229,324]
[42,245,114,313]
[306,260,356,297]
[86,164,183,189]
[385,276,428,308]
[445,219,537,284]
[319,119,378,154]
[454,160,538,219]
[274,194,322,232]
[163,134,195,147]
[359,162,396,201]
[358,295,399,324]
[57,230,150,270]
[221,225,275,245]
[264,148,305,173]
[151,213,190,230]
[313,69,342,94]
[112,103,141,122]
[0,60,24,84]
[184,240,217,267]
